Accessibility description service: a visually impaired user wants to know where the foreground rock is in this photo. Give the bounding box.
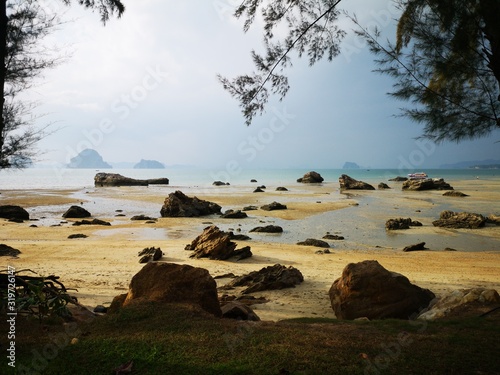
[0,205,29,221]
[338,175,375,190]
[402,178,453,191]
[138,247,163,263]
[432,211,486,229]
[418,288,500,320]
[0,244,21,257]
[186,226,252,260]
[111,262,222,317]
[385,218,422,230]
[221,301,260,321]
[224,264,304,294]
[297,171,324,183]
[94,172,169,187]
[329,260,435,320]
[160,191,221,217]
[62,205,91,219]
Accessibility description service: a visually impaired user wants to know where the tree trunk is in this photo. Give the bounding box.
[0,0,7,164]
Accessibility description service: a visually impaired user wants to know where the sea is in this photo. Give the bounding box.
[0,167,498,190]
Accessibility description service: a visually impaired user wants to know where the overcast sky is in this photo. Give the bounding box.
[29,0,499,169]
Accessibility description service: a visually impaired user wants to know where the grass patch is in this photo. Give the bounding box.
[2,303,499,375]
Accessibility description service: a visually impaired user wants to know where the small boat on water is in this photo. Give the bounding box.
[408,172,428,180]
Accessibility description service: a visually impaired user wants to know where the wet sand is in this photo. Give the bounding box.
[1,178,499,321]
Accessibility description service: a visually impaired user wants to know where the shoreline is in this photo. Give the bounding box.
[1,178,499,321]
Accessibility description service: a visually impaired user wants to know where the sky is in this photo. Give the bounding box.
[27,0,500,170]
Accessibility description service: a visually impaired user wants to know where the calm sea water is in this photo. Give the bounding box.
[0,167,498,190]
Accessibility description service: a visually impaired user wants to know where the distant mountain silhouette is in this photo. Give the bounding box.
[342,162,361,169]
[67,149,112,169]
[133,159,165,169]
[439,159,500,169]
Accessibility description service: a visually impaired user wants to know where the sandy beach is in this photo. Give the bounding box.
[1,177,499,321]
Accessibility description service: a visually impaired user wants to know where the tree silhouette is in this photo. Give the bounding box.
[0,0,125,168]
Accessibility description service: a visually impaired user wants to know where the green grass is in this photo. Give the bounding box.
[2,302,499,375]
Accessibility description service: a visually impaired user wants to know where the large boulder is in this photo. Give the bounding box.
[186,225,251,261]
[338,175,375,190]
[432,211,486,229]
[62,205,91,219]
[0,205,29,221]
[297,171,324,183]
[111,262,222,317]
[329,260,435,320]
[94,172,169,187]
[160,191,221,217]
[224,264,304,294]
[402,178,453,191]
[418,288,500,320]
[260,201,287,211]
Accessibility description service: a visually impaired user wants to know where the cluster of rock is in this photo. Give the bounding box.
[402,178,453,191]
[138,247,163,263]
[385,217,422,230]
[297,238,330,248]
[160,191,221,217]
[185,226,252,261]
[95,173,169,187]
[432,211,486,229]
[339,175,375,190]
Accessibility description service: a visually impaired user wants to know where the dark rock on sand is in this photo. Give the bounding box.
[403,242,428,252]
[378,183,391,189]
[243,205,258,211]
[339,175,375,190]
[261,201,287,211]
[68,234,88,239]
[94,172,169,187]
[432,211,486,229]
[389,176,408,182]
[402,178,453,191]
[228,232,251,241]
[297,238,330,248]
[0,205,29,221]
[0,244,21,257]
[297,171,324,183]
[250,179,258,183]
[250,225,283,233]
[160,190,221,217]
[131,215,157,221]
[224,264,304,294]
[323,234,345,240]
[221,301,260,321]
[253,187,265,193]
[276,187,288,191]
[186,225,251,261]
[72,218,111,226]
[138,247,163,263]
[443,191,469,197]
[386,218,423,230]
[62,205,91,219]
[329,260,435,320]
[213,181,229,186]
[110,262,222,317]
[221,210,248,219]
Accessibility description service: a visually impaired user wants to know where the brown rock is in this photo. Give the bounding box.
[186,225,251,260]
[432,211,486,229]
[94,172,169,186]
[297,171,324,183]
[114,262,222,317]
[338,175,375,190]
[402,178,453,191]
[160,190,221,217]
[329,260,435,320]
[0,205,29,221]
[62,205,91,219]
[403,242,428,252]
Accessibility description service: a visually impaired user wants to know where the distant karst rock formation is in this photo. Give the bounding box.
[342,162,361,169]
[67,149,112,169]
[133,159,165,169]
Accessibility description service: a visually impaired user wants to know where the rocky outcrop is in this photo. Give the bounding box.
[94,173,169,187]
[378,183,391,189]
[418,288,500,320]
[138,247,163,263]
[0,205,29,221]
[297,171,324,183]
[185,226,252,260]
[338,175,375,190]
[67,149,112,169]
[249,225,283,233]
[72,218,111,226]
[329,260,435,320]
[402,178,453,191]
[221,301,260,321]
[213,181,230,186]
[224,264,304,294]
[133,159,165,169]
[432,211,486,229]
[261,201,287,211]
[385,218,423,230]
[111,262,222,317]
[62,206,91,219]
[160,191,221,217]
[297,238,330,248]
[443,191,469,197]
